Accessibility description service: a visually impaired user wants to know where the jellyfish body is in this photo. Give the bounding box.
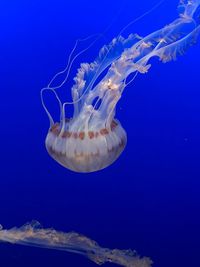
[45,119,127,173]
[42,0,200,173]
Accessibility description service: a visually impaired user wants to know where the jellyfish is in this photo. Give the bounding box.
[0,221,152,267]
[41,0,200,173]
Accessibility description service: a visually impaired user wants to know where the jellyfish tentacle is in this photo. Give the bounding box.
[47,37,79,89]
[118,0,166,37]
[40,88,63,128]
[47,33,104,91]
[124,71,139,88]
[59,102,67,137]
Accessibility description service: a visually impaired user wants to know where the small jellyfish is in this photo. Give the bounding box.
[41,0,200,173]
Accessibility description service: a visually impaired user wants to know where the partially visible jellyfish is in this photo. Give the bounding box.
[0,221,152,267]
[41,0,200,173]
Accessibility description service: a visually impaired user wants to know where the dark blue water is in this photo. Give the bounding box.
[0,0,200,266]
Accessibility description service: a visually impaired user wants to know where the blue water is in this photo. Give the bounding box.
[1,0,200,266]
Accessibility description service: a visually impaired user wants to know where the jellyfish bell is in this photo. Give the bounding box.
[42,0,200,173]
[45,118,127,173]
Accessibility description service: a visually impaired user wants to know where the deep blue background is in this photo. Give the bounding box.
[0,0,200,267]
